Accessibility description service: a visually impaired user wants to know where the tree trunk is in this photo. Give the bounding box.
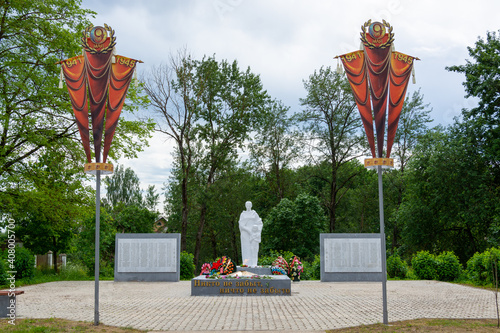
[180,176,189,252]
[209,223,217,260]
[230,216,239,264]
[193,203,207,272]
[329,205,337,232]
[179,142,191,252]
[193,164,216,272]
[329,163,338,232]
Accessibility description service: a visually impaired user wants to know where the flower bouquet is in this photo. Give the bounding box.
[271,256,289,275]
[288,256,303,281]
[199,256,235,278]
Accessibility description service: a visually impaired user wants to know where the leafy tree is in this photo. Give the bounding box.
[446,30,500,179]
[390,89,433,173]
[249,99,301,201]
[190,56,269,268]
[0,1,92,179]
[71,208,116,275]
[0,1,154,218]
[0,1,90,215]
[144,185,160,212]
[335,160,379,233]
[383,90,433,249]
[13,150,93,272]
[143,52,198,251]
[111,203,158,234]
[263,194,326,260]
[104,164,142,208]
[298,67,364,232]
[398,124,496,262]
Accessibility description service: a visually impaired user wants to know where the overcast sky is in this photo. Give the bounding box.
[81,0,500,205]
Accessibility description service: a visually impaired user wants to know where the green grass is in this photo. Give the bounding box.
[327,319,499,332]
[0,265,116,289]
[0,318,145,332]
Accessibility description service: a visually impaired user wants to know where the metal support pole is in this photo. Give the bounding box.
[94,170,101,326]
[378,165,388,325]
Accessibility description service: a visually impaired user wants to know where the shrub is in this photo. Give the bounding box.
[99,260,115,278]
[12,246,35,280]
[0,258,8,286]
[466,248,500,285]
[59,262,89,280]
[411,251,438,280]
[436,251,462,281]
[309,255,321,280]
[466,251,488,284]
[180,252,195,280]
[387,254,408,279]
[300,261,312,280]
[259,250,296,266]
[483,248,500,286]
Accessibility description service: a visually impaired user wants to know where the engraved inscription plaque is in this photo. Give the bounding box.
[117,238,177,273]
[321,233,383,282]
[324,238,381,273]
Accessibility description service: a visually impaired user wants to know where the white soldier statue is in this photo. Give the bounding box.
[239,201,263,267]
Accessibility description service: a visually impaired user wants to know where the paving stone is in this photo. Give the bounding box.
[13,280,497,332]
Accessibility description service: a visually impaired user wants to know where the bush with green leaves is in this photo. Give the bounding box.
[59,262,89,280]
[387,254,408,279]
[99,260,114,278]
[0,258,8,285]
[259,250,296,266]
[466,251,488,283]
[466,247,500,285]
[13,246,35,280]
[180,252,195,280]
[483,248,500,285]
[308,254,321,280]
[411,251,438,280]
[436,251,462,281]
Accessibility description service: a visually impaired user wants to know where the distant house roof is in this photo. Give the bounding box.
[153,216,168,233]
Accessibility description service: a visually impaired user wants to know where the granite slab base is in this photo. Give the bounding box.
[191,275,291,296]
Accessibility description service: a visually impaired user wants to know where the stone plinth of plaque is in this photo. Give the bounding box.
[114,233,180,282]
[236,266,271,275]
[320,233,383,282]
[191,275,291,296]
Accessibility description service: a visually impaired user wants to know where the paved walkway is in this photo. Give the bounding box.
[15,280,496,332]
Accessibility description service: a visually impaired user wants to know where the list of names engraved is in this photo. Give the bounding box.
[324,238,381,273]
[117,238,177,273]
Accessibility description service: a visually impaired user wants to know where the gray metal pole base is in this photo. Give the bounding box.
[377,165,388,325]
[94,170,101,326]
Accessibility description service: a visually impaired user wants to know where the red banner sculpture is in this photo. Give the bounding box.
[338,20,417,166]
[60,24,140,172]
[59,24,142,326]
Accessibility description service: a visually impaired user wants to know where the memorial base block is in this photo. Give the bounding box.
[191,275,291,296]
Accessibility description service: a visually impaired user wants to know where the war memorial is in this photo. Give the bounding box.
[52,18,418,327]
[6,18,496,332]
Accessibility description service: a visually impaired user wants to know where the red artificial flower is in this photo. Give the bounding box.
[212,262,222,270]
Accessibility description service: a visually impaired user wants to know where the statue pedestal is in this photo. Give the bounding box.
[191,275,291,296]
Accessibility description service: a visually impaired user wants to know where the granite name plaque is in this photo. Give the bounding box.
[320,233,383,282]
[191,275,291,296]
[117,238,177,273]
[114,233,180,282]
